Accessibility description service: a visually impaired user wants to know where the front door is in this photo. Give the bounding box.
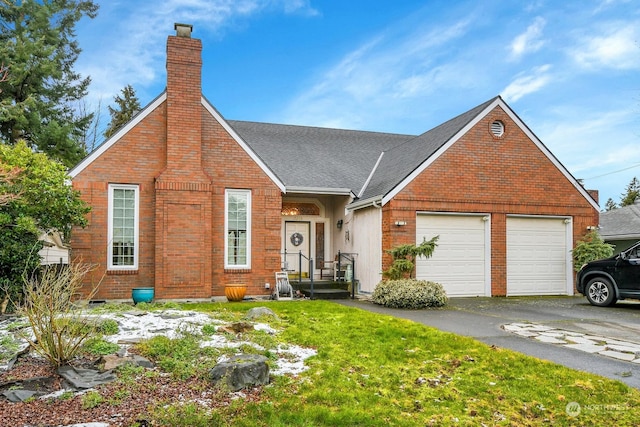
[284,221,311,275]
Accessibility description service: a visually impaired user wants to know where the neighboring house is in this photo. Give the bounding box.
[599,200,640,252]
[69,24,599,301]
[38,230,69,266]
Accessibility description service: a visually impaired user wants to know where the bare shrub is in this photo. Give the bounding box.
[17,262,100,367]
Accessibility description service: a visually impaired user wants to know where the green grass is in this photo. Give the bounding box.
[176,300,640,426]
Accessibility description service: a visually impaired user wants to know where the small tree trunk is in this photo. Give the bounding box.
[1,294,9,314]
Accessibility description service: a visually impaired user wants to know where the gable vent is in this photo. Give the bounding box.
[490,120,504,137]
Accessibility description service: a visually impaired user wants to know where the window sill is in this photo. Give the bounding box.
[107,269,138,275]
[224,268,252,274]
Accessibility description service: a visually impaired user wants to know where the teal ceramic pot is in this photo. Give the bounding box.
[132,287,154,304]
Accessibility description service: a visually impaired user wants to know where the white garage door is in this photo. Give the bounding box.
[416,214,489,297]
[507,216,570,296]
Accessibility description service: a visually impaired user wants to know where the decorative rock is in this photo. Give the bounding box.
[132,354,154,368]
[100,354,154,371]
[244,307,279,320]
[209,354,269,391]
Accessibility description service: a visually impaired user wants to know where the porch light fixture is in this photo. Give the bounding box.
[337,219,343,229]
[394,221,407,226]
[586,225,596,231]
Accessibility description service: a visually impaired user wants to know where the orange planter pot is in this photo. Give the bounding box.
[224,284,247,302]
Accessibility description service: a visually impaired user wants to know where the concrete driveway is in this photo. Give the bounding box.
[338,296,640,390]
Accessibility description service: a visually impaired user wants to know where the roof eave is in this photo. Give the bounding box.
[346,195,383,212]
[286,186,353,196]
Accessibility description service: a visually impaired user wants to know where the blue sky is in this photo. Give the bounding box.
[75,0,640,208]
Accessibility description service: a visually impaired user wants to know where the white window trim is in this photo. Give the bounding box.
[107,183,139,270]
[225,189,252,269]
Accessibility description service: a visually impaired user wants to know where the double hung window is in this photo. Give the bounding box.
[108,184,139,270]
[225,189,251,268]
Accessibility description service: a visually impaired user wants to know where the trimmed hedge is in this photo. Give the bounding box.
[372,279,447,309]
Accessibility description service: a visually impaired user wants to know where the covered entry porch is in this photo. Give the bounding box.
[279,194,358,298]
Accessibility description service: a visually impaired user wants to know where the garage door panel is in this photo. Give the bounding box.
[416,214,488,297]
[507,217,569,296]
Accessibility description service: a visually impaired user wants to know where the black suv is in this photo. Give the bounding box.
[577,241,640,306]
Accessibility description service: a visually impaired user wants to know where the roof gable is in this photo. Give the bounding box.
[349,96,599,211]
[70,94,286,192]
[69,92,167,178]
[358,97,497,201]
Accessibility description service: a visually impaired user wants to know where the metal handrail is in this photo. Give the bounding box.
[337,251,358,299]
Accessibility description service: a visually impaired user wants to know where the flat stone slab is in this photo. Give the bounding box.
[565,336,603,345]
[606,344,640,355]
[564,343,605,354]
[535,335,567,344]
[598,350,637,362]
[512,330,539,337]
[539,331,566,338]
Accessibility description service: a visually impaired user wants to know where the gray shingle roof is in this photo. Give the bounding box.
[227,121,415,193]
[599,201,640,240]
[227,97,498,200]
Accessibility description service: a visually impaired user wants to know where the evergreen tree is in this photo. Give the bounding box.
[0,141,90,312]
[104,85,141,139]
[620,177,639,206]
[604,198,617,211]
[0,0,99,168]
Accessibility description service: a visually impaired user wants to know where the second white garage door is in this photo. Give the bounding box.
[506,216,571,296]
[416,214,490,297]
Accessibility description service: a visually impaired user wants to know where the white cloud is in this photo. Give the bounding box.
[280,17,473,127]
[501,64,552,102]
[571,23,640,70]
[280,0,320,16]
[510,17,546,60]
[77,0,319,107]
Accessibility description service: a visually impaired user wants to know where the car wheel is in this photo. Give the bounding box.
[585,277,616,307]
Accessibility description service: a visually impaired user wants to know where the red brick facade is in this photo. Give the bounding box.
[71,31,282,300]
[381,106,599,295]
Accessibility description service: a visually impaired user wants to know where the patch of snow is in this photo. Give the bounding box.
[2,309,316,376]
[270,344,317,376]
[254,323,276,334]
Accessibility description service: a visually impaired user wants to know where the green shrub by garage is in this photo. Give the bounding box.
[372,279,447,309]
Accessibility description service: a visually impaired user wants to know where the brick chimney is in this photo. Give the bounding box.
[160,23,207,182]
[154,24,212,300]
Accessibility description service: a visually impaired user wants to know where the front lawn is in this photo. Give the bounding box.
[186,300,640,426]
[2,299,638,425]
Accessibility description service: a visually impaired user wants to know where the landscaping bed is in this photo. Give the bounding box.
[1,300,639,426]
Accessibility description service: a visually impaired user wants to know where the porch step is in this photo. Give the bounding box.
[290,280,352,300]
[298,288,351,300]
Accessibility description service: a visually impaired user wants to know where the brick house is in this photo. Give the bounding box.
[69,24,599,300]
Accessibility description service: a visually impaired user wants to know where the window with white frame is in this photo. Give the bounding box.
[108,184,139,269]
[225,189,251,268]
